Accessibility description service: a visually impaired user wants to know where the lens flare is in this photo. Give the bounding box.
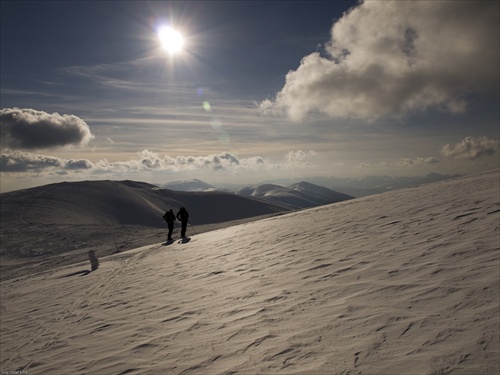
[158,26,184,54]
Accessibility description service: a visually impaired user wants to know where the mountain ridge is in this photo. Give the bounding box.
[158,172,463,197]
[236,181,353,209]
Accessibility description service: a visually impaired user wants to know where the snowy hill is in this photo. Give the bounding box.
[161,179,216,191]
[0,180,292,228]
[288,181,354,205]
[236,181,353,209]
[0,180,293,278]
[0,170,498,374]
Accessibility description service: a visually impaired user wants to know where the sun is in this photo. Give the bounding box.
[158,26,184,54]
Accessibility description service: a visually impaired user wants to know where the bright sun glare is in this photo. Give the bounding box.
[158,26,184,54]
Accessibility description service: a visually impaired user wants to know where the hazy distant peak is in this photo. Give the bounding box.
[288,181,330,193]
[161,179,216,192]
[236,181,353,209]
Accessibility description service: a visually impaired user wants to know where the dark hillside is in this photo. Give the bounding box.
[1,180,293,228]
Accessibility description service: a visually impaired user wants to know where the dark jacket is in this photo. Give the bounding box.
[176,207,189,222]
[163,210,176,224]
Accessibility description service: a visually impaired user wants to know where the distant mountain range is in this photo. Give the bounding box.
[262,173,463,197]
[163,173,462,197]
[162,179,354,209]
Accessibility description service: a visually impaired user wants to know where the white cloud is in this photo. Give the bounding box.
[261,1,499,121]
[440,136,499,160]
[0,108,94,150]
[0,149,319,176]
[282,150,318,168]
[0,151,94,173]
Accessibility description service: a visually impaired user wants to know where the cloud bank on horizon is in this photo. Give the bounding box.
[260,1,499,121]
[0,149,322,183]
[2,137,498,178]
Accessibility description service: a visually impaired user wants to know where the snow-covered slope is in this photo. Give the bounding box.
[1,170,498,375]
[0,180,293,273]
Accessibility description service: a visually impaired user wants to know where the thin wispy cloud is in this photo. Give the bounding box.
[356,156,440,171]
[0,88,65,98]
[261,1,499,122]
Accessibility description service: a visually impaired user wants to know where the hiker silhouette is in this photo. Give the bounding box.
[176,206,190,238]
[162,209,176,241]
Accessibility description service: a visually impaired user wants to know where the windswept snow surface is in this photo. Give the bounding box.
[1,170,499,375]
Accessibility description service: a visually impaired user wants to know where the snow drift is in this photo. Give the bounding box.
[1,170,498,374]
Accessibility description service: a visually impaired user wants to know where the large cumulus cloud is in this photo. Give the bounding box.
[261,1,499,121]
[0,108,94,150]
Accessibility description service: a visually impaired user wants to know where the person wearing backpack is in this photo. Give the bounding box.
[176,206,189,238]
[163,209,176,241]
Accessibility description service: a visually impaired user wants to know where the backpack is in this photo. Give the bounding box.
[178,208,189,221]
[163,211,175,223]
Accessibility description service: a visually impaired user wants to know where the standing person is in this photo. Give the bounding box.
[176,206,189,238]
[163,209,176,241]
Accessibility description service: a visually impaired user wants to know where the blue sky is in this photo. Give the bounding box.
[1,0,499,192]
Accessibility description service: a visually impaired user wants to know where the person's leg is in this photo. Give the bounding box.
[168,223,173,240]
